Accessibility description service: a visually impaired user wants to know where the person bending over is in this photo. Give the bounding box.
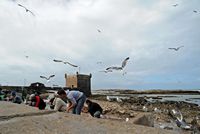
[52,93,67,112]
[57,89,86,115]
[29,94,46,110]
[10,91,22,104]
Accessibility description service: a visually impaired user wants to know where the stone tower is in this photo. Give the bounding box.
[65,72,92,96]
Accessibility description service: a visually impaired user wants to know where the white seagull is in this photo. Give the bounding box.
[171,109,191,129]
[106,96,112,101]
[106,57,130,71]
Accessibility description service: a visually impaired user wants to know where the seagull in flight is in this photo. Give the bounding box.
[18,4,35,16]
[168,46,184,51]
[40,75,55,83]
[53,59,78,68]
[97,29,101,33]
[172,4,178,7]
[106,57,130,71]
[193,10,198,13]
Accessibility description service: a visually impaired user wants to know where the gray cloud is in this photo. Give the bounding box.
[0,0,200,89]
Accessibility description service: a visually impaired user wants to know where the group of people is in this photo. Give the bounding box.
[0,88,22,104]
[0,88,104,118]
[49,89,104,118]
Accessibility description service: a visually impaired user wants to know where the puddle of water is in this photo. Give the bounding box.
[105,94,200,105]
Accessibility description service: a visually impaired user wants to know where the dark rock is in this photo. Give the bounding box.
[134,114,154,127]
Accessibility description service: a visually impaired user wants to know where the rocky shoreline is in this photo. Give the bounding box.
[89,93,200,133]
[92,89,200,95]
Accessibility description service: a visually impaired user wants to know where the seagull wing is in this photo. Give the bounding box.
[40,76,48,80]
[168,48,177,51]
[121,57,130,68]
[49,74,55,78]
[18,4,26,9]
[168,48,175,50]
[50,74,55,77]
[18,4,29,12]
[63,61,78,67]
[18,4,35,16]
[177,46,184,49]
[106,66,122,70]
[106,67,113,70]
[28,10,35,16]
[53,59,63,62]
[179,111,183,121]
[97,29,101,32]
[47,75,55,80]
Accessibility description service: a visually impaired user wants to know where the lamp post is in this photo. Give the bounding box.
[78,67,81,73]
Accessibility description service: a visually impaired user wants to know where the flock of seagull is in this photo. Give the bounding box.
[39,43,184,82]
[39,57,130,82]
[16,3,199,17]
[39,59,78,82]
[14,2,192,83]
[173,4,199,13]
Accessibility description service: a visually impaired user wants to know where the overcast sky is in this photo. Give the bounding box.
[0,0,200,90]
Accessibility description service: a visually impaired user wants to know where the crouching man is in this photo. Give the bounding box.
[85,99,104,118]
